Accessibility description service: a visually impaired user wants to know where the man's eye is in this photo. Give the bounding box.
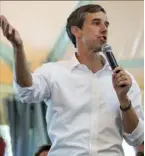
[93,22,99,25]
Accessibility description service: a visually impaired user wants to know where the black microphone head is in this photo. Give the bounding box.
[102,44,112,53]
[102,44,118,70]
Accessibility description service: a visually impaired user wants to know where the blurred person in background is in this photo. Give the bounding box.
[0,136,6,156]
[0,125,13,156]
[0,4,144,156]
[135,142,144,156]
[35,144,51,156]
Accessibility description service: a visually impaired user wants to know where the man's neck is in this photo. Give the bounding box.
[76,50,104,73]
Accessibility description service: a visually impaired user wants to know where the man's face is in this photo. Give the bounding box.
[80,11,109,51]
[39,151,48,156]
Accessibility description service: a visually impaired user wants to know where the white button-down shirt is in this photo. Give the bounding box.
[14,53,144,156]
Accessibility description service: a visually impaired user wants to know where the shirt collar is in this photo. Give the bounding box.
[68,52,112,71]
[69,53,80,70]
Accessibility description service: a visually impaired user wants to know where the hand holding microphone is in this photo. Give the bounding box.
[102,44,132,102]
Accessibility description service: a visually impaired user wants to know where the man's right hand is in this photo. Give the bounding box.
[0,15,32,87]
[0,15,23,48]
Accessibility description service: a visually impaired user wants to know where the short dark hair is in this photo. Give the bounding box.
[66,4,106,48]
[35,144,51,156]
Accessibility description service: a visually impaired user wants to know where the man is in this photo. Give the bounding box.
[35,144,51,156]
[0,4,144,156]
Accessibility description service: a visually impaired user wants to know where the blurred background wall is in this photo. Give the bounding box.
[0,1,144,156]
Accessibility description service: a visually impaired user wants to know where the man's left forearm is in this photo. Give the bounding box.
[120,98,139,134]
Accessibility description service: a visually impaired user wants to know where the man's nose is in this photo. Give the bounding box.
[101,24,108,33]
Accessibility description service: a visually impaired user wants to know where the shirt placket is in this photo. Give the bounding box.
[89,74,101,155]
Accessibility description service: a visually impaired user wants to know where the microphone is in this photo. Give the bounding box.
[102,44,126,87]
[102,44,118,70]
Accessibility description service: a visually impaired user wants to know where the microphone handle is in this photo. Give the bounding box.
[105,52,126,87]
[105,52,118,70]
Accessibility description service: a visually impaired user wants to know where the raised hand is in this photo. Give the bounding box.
[0,15,23,47]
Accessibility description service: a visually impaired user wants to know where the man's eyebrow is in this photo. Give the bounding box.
[92,18,101,22]
[92,18,110,26]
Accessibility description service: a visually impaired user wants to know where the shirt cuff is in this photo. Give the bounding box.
[13,78,35,91]
[123,119,144,146]
[13,77,36,103]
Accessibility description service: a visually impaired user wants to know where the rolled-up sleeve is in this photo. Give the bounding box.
[123,76,144,147]
[13,63,53,104]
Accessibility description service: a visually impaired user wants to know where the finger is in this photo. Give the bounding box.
[0,15,10,34]
[113,67,123,74]
[116,75,127,84]
[1,20,5,32]
[0,15,5,27]
[0,15,9,26]
[8,25,13,34]
[115,71,126,80]
[114,70,124,80]
[3,23,9,36]
[7,29,15,43]
[2,21,9,37]
[6,25,13,40]
[11,29,16,43]
[0,16,1,26]
[117,80,130,87]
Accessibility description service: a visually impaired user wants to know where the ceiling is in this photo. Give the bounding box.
[0,1,144,61]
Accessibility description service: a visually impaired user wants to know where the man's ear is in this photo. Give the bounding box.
[71,26,82,39]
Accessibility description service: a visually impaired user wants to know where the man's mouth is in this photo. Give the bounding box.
[99,36,107,42]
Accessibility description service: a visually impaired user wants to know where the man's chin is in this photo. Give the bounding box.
[94,42,107,52]
[93,46,102,53]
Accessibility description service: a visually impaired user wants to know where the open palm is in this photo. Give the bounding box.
[0,15,22,47]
